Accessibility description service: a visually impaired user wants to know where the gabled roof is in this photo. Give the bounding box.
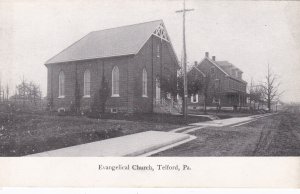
[197,57,230,76]
[192,66,206,77]
[45,20,178,65]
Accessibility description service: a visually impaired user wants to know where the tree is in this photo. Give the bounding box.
[17,76,28,108]
[177,70,203,98]
[74,72,81,113]
[12,77,42,109]
[0,72,2,103]
[99,76,110,113]
[251,85,264,111]
[248,78,254,108]
[160,74,177,98]
[249,79,264,111]
[92,75,110,113]
[261,64,282,112]
[71,64,82,113]
[202,74,211,114]
[47,93,54,111]
[5,84,9,101]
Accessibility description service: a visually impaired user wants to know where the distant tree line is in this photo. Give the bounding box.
[0,74,44,111]
[248,64,282,112]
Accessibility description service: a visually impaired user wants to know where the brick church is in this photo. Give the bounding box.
[45,20,180,113]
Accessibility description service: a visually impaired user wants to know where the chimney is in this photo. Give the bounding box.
[205,52,209,58]
[212,56,216,61]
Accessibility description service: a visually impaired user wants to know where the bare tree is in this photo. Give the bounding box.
[29,82,41,106]
[0,71,2,103]
[253,85,264,110]
[248,78,254,108]
[261,64,282,112]
[249,79,264,111]
[5,84,9,101]
[12,77,42,109]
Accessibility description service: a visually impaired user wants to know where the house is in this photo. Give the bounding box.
[45,20,180,113]
[187,52,248,111]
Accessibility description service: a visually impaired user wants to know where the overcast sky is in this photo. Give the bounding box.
[1,0,300,103]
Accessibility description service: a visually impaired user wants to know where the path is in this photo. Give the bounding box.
[28,113,275,157]
[28,131,196,157]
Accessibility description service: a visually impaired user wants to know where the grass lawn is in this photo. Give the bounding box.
[86,112,211,124]
[154,112,300,156]
[188,109,256,119]
[0,111,183,156]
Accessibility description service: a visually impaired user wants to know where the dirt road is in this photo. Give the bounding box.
[154,112,300,156]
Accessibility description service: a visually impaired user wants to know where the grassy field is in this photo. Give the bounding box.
[154,112,300,156]
[86,112,211,124]
[0,111,182,156]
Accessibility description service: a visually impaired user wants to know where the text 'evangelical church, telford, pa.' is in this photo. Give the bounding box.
[45,20,247,114]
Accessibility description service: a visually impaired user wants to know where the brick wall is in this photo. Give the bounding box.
[46,35,178,113]
[47,56,134,112]
[131,35,178,112]
[186,58,248,108]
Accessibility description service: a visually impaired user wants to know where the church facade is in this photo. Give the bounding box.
[45,20,179,113]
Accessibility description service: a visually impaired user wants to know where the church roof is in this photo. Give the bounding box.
[46,20,178,65]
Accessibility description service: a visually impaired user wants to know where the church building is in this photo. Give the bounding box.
[45,20,179,113]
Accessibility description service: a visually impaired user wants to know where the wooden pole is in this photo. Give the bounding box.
[182,0,187,120]
[176,0,194,122]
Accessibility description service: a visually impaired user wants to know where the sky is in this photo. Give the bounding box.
[0,0,300,103]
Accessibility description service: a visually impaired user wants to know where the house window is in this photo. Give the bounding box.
[214,79,220,89]
[210,67,215,74]
[112,66,119,97]
[58,71,65,98]
[142,68,147,97]
[111,108,118,113]
[191,94,199,103]
[84,69,91,97]
[167,93,171,99]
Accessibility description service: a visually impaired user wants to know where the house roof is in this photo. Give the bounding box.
[197,57,230,76]
[46,20,178,65]
[215,61,243,73]
[193,66,206,77]
[197,57,247,84]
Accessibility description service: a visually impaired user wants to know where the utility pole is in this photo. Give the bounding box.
[176,0,194,121]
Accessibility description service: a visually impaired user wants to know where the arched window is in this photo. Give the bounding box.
[58,71,65,98]
[112,66,119,97]
[84,69,91,97]
[142,68,147,97]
